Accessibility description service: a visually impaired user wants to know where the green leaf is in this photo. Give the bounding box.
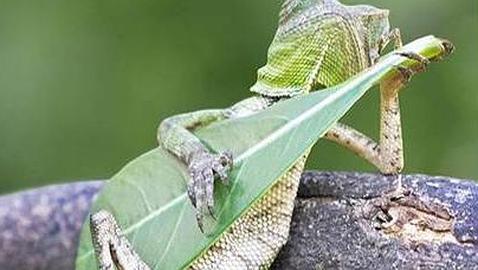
[75,36,451,269]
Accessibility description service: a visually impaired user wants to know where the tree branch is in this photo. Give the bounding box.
[1,171,477,269]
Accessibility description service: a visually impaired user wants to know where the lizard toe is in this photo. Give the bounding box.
[397,51,430,65]
[193,172,207,231]
[188,159,216,226]
[199,167,215,217]
[204,171,216,219]
[395,51,430,73]
[212,151,233,184]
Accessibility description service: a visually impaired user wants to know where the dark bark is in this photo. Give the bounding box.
[0,172,477,270]
[272,172,478,270]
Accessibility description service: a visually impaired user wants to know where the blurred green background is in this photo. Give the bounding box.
[0,0,476,194]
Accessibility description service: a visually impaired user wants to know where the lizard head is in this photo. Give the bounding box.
[281,0,394,66]
[250,0,393,97]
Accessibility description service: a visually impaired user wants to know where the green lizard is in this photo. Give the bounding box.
[89,0,439,268]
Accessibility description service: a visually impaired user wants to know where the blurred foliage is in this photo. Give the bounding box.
[0,0,476,193]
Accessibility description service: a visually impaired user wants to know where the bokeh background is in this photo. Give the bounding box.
[0,0,476,194]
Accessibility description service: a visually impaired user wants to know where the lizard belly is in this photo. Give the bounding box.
[190,155,307,270]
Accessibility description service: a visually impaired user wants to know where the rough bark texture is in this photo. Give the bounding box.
[272,172,478,270]
[0,171,477,270]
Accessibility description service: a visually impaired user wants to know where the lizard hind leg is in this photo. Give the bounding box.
[90,210,151,270]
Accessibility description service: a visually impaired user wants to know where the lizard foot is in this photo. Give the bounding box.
[381,46,432,96]
[392,51,430,83]
[397,51,430,72]
[90,210,151,270]
[397,51,430,65]
[371,188,453,235]
[188,150,233,231]
[371,188,412,231]
[389,54,426,88]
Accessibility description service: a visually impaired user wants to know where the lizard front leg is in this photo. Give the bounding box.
[325,52,428,175]
[90,110,232,270]
[158,109,233,228]
[325,81,403,174]
[158,96,273,227]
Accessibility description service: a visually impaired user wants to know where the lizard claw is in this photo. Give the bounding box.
[187,150,233,229]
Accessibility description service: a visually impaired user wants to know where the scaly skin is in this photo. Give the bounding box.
[90,0,431,269]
